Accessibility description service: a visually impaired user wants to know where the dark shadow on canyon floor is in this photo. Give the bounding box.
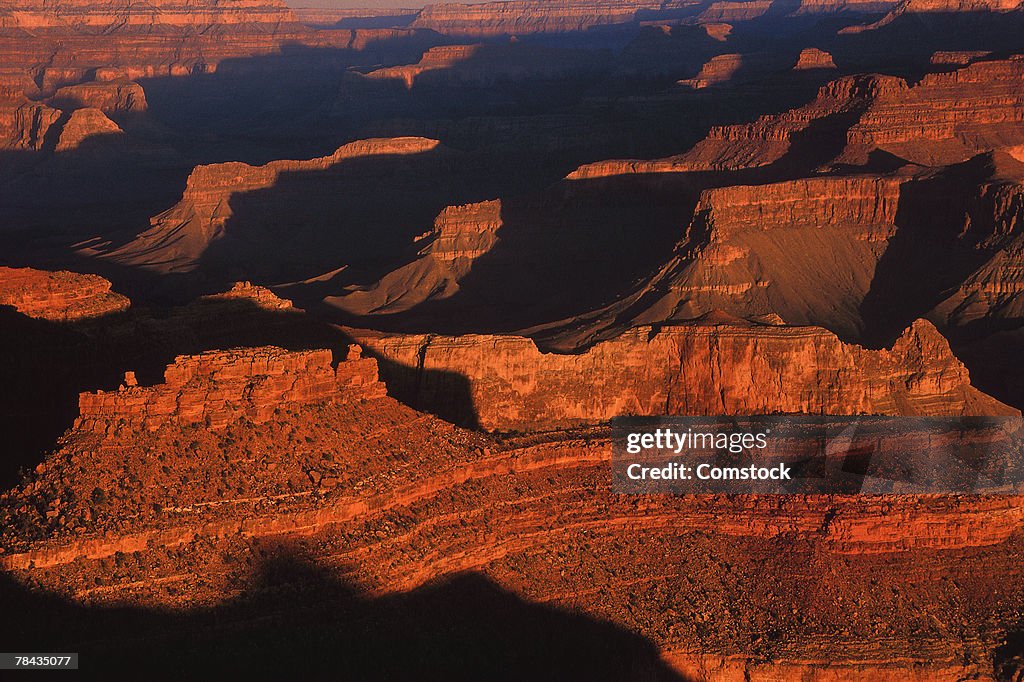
[0,552,689,682]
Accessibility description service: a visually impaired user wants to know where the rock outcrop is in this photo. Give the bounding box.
[557,158,1024,358]
[352,318,1015,431]
[841,57,1024,165]
[0,0,300,32]
[0,0,436,153]
[411,0,899,36]
[570,74,896,177]
[678,53,745,88]
[410,0,696,36]
[76,346,386,435]
[52,107,124,151]
[2,410,1022,680]
[616,176,900,338]
[106,137,443,274]
[842,0,1024,33]
[331,199,502,315]
[50,79,147,115]
[0,343,487,542]
[793,47,837,70]
[0,96,62,150]
[574,56,1024,177]
[0,267,129,321]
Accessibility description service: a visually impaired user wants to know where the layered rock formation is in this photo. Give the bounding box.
[410,0,699,36]
[794,47,837,70]
[411,0,900,37]
[570,74,893,177]
[105,137,443,275]
[843,0,1024,33]
[568,175,902,341]
[366,43,606,88]
[551,162,1024,376]
[52,107,124,151]
[76,346,385,435]
[0,0,299,32]
[841,57,1024,165]
[0,343,483,542]
[351,318,1015,431]
[573,56,1024,177]
[50,79,147,115]
[550,60,1024,409]
[0,0,439,154]
[2,0,1024,678]
[0,0,322,88]
[0,285,1021,680]
[2,402,1022,679]
[331,200,502,315]
[0,94,62,150]
[678,53,745,88]
[0,267,129,321]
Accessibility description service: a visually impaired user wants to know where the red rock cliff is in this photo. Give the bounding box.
[0,0,299,32]
[0,266,129,321]
[76,345,386,434]
[331,199,502,315]
[106,137,443,273]
[353,318,1016,431]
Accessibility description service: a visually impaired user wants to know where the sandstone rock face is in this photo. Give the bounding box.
[697,0,897,22]
[843,0,1024,33]
[0,342,489,545]
[0,267,129,321]
[930,176,1024,324]
[53,107,124,151]
[559,160,1024,347]
[0,97,62,150]
[50,79,147,115]
[353,319,1015,431]
[574,56,1024,177]
[930,49,992,65]
[545,175,902,346]
[76,346,385,434]
[214,280,296,310]
[794,47,837,70]
[3,419,1022,680]
[636,176,898,334]
[696,0,774,22]
[0,0,299,32]
[570,74,894,177]
[106,137,443,274]
[679,52,744,88]
[410,0,697,36]
[842,57,1024,165]
[0,0,422,153]
[0,0,321,87]
[369,44,487,87]
[410,0,899,37]
[331,199,502,315]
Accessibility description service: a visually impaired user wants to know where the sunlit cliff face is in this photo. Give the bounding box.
[2,0,1024,678]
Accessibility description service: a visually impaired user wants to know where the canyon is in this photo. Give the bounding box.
[2,0,1024,678]
[2,342,1023,681]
